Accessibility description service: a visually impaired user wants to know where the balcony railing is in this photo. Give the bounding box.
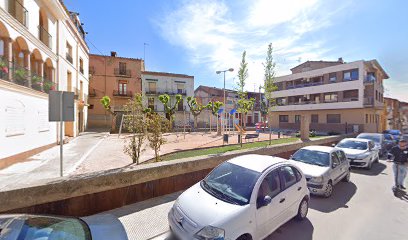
[286,81,323,90]
[114,68,131,77]
[145,88,187,95]
[66,53,73,64]
[7,0,29,27]
[364,97,374,106]
[38,25,52,49]
[113,90,132,97]
[364,76,377,84]
[145,88,159,95]
[80,66,84,74]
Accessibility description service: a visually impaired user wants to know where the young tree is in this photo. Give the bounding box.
[122,94,150,164]
[236,50,254,128]
[207,101,224,135]
[158,94,183,130]
[147,113,169,162]
[262,43,278,126]
[186,96,210,130]
[100,96,117,132]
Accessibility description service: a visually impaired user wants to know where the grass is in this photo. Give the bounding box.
[161,137,300,161]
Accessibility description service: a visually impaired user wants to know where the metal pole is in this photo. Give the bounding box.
[59,91,63,177]
[223,71,226,134]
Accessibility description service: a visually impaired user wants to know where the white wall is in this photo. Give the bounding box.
[0,85,56,159]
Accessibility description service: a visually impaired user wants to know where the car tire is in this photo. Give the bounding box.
[236,234,252,240]
[342,170,351,182]
[323,181,333,198]
[295,197,309,221]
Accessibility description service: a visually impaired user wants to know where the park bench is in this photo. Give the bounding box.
[244,133,259,142]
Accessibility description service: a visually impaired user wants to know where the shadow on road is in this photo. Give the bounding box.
[351,162,387,176]
[309,181,357,213]
[394,189,408,202]
[266,218,314,240]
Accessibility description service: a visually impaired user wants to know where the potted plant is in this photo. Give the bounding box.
[14,68,27,85]
[31,75,43,91]
[0,58,8,77]
[43,80,54,93]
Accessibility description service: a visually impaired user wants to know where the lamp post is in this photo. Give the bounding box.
[216,68,234,134]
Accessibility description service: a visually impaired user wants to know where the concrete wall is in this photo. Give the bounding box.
[0,80,56,161]
[0,135,346,216]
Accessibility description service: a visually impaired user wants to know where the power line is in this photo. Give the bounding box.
[86,38,104,55]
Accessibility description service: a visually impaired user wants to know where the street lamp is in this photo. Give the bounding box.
[216,68,234,134]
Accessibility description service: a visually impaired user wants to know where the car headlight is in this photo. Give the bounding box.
[309,176,323,183]
[194,226,225,240]
[356,152,371,160]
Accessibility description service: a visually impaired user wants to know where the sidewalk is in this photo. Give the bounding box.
[0,131,108,191]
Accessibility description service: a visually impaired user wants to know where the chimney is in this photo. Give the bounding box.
[110,51,117,57]
[338,57,344,63]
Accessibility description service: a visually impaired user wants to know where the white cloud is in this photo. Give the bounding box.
[156,0,349,91]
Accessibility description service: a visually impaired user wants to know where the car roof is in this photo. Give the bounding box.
[341,138,370,143]
[358,133,382,136]
[228,154,287,173]
[300,145,335,153]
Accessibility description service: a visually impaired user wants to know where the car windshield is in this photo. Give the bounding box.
[201,162,261,205]
[358,134,380,143]
[389,130,401,135]
[0,216,92,240]
[291,149,330,167]
[337,140,368,150]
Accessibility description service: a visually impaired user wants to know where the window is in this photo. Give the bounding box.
[292,167,303,182]
[366,114,368,124]
[148,82,157,93]
[295,115,301,123]
[324,92,338,102]
[79,58,84,74]
[66,42,73,63]
[311,114,319,123]
[343,69,359,81]
[118,81,127,95]
[0,39,4,56]
[178,98,184,111]
[367,72,376,82]
[177,83,185,94]
[119,62,126,74]
[343,90,358,100]
[279,115,288,123]
[336,151,347,163]
[276,97,286,106]
[257,170,281,208]
[148,97,155,110]
[327,114,341,123]
[329,73,337,83]
[89,104,94,109]
[279,166,297,190]
[331,152,340,167]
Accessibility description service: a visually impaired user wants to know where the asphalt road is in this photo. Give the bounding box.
[101,159,408,240]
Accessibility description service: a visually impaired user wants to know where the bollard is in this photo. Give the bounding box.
[278,132,281,139]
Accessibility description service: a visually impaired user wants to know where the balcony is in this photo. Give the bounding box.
[286,81,323,90]
[113,90,132,97]
[66,53,73,64]
[364,76,376,84]
[364,97,374,106]
[145,88,159,95]
[38,25,52,49]
[80,66,84,74]
[114,68,131,77]
[7,0,29,28]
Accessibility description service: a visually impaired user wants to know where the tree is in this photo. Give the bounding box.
[207,101,224,135]
[186,96,210,130]
[147,113,169,162]
[122,94,150,164]
[100,96,117,132]
[236,50,254,128]
[262,43,278,126]
[158,94,183,130]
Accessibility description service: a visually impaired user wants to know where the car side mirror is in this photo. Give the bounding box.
[332,162,339,168]
[332,143,336,147]
[262,196,272,207]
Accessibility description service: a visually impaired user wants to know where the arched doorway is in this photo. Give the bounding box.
[30,49,43,91]
[44,58,55,93]
[12,37,29,86]
[0,20,11,81]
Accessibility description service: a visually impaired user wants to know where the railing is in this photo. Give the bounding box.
[80,66,84,74]
[114,68,131,77]
[342,97,359,102]
[364,97,374,106]
[113,90,132,97]
[7,0,29,27]
[38,25,52,49]
[286,81,323,89]
[176,89,187,95]
[12,64,29,87]
[364,76,376,83]
[66,53,73,64]
[145,88,159,95]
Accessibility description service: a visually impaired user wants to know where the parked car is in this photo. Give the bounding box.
[168,154,310,240]
[289,146,350,198]
[356,133,388,157]
[0,214,128,239]
[384,133,398,147]
[383,129,402,141]
[255,122,268,131]
[335,138,379,169]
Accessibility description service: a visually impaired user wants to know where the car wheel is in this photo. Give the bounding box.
[236,234,252,240]
[342,170,351,182]
[295,197,309,221]
[323,181,333,198]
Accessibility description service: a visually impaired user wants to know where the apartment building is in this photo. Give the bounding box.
[194,85,265,127]
[87,52,144,128]
[269,59,388,134]
[0,0,89,164]
[142,71,194,125]
[383,97,408,132]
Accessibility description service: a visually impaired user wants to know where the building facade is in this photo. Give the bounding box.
[269,59,388,134]
[383,97,408,132]
[87,52,144,128]
[142,71,194,126]
[194,85,265,128]
[0,0,89,164]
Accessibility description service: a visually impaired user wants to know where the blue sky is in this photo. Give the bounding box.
[65,0,408,101]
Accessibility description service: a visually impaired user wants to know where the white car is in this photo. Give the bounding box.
[335,138,379,169]
[168,154,310,240]
[289,146,351,198]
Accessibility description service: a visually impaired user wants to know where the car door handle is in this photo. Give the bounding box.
[280,198,285,203]
[297,186,302,191]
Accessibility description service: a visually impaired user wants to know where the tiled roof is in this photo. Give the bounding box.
[142,71,194,78]
[89,53,143,61]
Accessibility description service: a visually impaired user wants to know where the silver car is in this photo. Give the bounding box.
[289,146,351,198]
[335,138,379,169]
[0,214,128,240]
